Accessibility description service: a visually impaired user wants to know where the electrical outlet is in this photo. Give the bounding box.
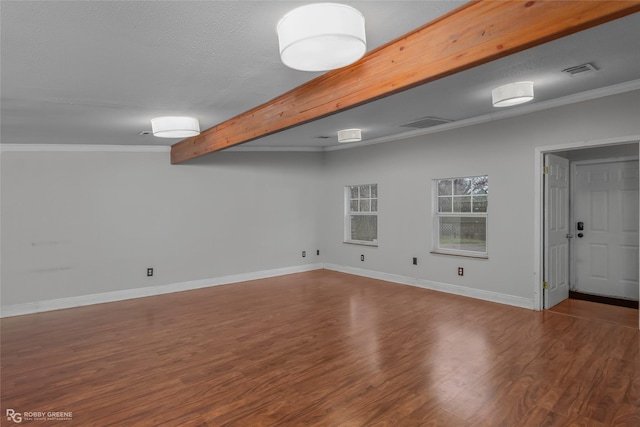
[361,254,365,262]
[317,249,320,256]
[302,251,306,257]
[458,267,464,276]
[147,268,154,277]
[412,257,418,265]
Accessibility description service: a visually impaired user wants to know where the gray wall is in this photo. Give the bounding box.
[1,90,639,310]
[1,150,324,306]
[320,90,640,302]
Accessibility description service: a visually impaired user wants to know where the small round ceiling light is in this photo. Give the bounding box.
[492,82,534,107]
[277,3,366,72]
[151,116,200,138]
[337,128,362,143]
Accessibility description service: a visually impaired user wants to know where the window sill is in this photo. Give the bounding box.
[344,241,378,247]
[430,250,488,259]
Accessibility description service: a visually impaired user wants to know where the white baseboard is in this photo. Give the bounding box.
[324,263,417,287]
[324,263,534,310]
[1,262,534,317]
[414,278,534,309]
[0,264,323,318]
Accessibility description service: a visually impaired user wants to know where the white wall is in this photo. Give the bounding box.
[320,90,640,307]
[1,150,323,308]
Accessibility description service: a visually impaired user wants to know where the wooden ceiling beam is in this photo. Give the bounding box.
[171,0,640,164]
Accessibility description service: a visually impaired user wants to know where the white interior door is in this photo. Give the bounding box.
[573,160,639,300]
[544,154,570,309]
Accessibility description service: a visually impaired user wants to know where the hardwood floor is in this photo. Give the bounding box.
[2,270,639,426]
[549,298,639,329]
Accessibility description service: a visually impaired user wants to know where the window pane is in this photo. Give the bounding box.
[454,178,472,195]
[473,195,488,212]
[350,200,359,212]
[438,197,452,213]
[453,196,472,213]
[438,180,452,196]
[439,216,486,252]
[359,199,370,212]
[472,176,489,194]
[351,215,377,242]
[359,185,370,198]
[371,199,378,212]
[371,184,378,198]
[350,186,359,198]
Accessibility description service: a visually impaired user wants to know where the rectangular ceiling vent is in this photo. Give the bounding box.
[400,116,452,129]
[562,63,598,76]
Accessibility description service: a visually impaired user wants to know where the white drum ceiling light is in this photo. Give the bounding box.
[277,3,366,72]
[151,116,200,138]
[492,82,535,107]
[337,128,362,143]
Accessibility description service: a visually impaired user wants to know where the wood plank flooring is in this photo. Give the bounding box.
[2,270,639,426]
[549,298,639,329]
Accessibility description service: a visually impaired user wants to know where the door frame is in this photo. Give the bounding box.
[533,135,640,328]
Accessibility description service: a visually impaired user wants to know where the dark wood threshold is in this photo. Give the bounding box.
[569,290,639,309]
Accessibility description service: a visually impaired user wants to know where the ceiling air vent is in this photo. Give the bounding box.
[562,63,598,76]
[400,116,452,129]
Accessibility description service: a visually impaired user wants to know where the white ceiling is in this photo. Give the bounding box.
[2,1,639,151]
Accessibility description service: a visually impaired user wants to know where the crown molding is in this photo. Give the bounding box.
[325,79,640,152]
[0,144,171,153]
[2,80,638,155]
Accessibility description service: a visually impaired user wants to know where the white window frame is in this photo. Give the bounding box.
[432,175,488,258]
[344,184,378,246]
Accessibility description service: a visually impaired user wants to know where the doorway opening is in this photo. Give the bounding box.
[536,138,640,328]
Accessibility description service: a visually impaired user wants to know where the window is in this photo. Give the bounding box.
[345,184,378,245]
[434,176,488,256]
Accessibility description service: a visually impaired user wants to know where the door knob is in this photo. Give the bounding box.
[577,233,584,238]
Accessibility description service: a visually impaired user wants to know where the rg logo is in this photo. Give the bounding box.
[6,409,22,423]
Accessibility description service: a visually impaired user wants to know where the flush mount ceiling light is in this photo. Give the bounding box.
[277,3,366,72]
[491,81,534,107]
[151,116,200,138]
[337,128,362,143]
